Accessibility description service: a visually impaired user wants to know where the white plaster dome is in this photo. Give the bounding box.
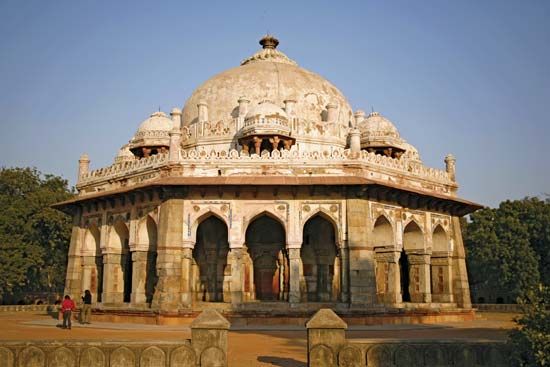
[114,143,135,163]
[129,111,173,153]
[182,36,353,129]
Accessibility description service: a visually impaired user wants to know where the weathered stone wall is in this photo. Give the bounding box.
[306,309,509,367]
[0,309,230,367]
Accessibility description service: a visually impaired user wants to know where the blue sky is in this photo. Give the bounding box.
[1,0,548,207]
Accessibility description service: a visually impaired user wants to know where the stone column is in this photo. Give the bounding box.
[287,246,302,304]
[431,254,454,303]
[180,244,193,307]
[374,250,401,304]
[229,247,244,305]
[407,252,432,303]
[130,251,148,305]
[450,217,472,308]
[306,309,348,366]
[64,209,83,300]
[80,256,96,295]
[340,246,350,303]
[152,196,184,311]
[101,252,123,304]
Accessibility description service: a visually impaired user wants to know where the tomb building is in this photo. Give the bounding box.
[55,35,481,318]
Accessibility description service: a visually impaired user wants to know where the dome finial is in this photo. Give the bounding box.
[260,34,279,49]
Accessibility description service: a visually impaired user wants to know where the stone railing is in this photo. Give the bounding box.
[77,146,453,192]
[473,303,522,313]
[306,309,508,367]
[0,304,51,312]
[0,309,230,367]
[79,153,168,185]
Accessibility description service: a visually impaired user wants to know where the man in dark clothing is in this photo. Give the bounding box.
[81,290,92,324]
[61,295,76,329]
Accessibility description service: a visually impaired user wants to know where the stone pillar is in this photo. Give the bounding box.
[353,110,365,128]
[101,253,123,304]
[197,100,208,124]
[168,128,182,163]
[78,154,90,183]
[152,196,184,311]
[374,250,401,304]
[326,102,338,123]
[80,256,96,295]
[431,254,454,303]
[346,198,376,305]
[407,252,432,303]
[170,107,182,129]
[450,217,472,308]
[64,209,83,300]
[306,309,347,367]
[287,247,302,304]
[180,245,193,307]
[229,247,244,305]
[191,309,230,367]
[130,251,148,305]
[340,246,350,303]
[445,154,456,182]
[349,129,361,153]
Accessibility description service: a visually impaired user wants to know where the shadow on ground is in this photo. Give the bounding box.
[257,356,306,367]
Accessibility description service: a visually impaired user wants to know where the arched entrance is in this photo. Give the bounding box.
[401,221,424,303]
[83,225,103,302]
[193,216,229,302]
[143,216,158,304]
[245,215,288,301]
[301,215,339,302]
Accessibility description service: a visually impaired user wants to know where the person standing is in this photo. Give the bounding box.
[81,290,92,324]
[61,295,76,330]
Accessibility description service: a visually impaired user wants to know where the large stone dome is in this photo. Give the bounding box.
[182,36,353,128]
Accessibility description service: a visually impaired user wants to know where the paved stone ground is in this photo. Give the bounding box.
[0,311,518,367]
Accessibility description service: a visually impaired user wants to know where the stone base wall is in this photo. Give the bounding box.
[0,309,230,367]
[306,309,508,367]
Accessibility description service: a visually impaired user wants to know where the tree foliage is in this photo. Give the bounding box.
[463,197,550,302]
[0,167,73,298]
[508,285,550,366]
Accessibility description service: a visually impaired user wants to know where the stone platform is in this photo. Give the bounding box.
[87,302,476,326]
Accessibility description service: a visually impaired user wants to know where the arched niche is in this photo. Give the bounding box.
[244,214,287,301]
[432,225,448,253]
[403,221,424,251]
[193,215,229,302]
[301,215,340,302]
[83,225,100,256]
[372,215,394,247]
[189,208,230,244]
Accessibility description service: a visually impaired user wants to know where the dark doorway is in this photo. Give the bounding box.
[245,215,287,301]
[122,238,132,303]
[399,251,411,302]
[193,216,229,302]
[301,215,339,302]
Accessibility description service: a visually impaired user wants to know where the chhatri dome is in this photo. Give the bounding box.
[57,34,482,319]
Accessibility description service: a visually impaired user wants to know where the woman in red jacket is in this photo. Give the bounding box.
[61,295,76,330]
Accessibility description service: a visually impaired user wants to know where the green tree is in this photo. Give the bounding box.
[464,198,547,302]
[0,167,73,299]
[509,284,550,366]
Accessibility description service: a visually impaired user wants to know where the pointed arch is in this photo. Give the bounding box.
[108,220,129,252]
[302,214,340,301]
[243,210,286,240]
[403,221,424,251]
[192,216,229,302]
[136,215,158,251]
[244,213,287,301]
[301,208,340,244]
[372,215,394,248]
[82,224,101,256]
[432,225,449,253]
[190,209,230,244]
